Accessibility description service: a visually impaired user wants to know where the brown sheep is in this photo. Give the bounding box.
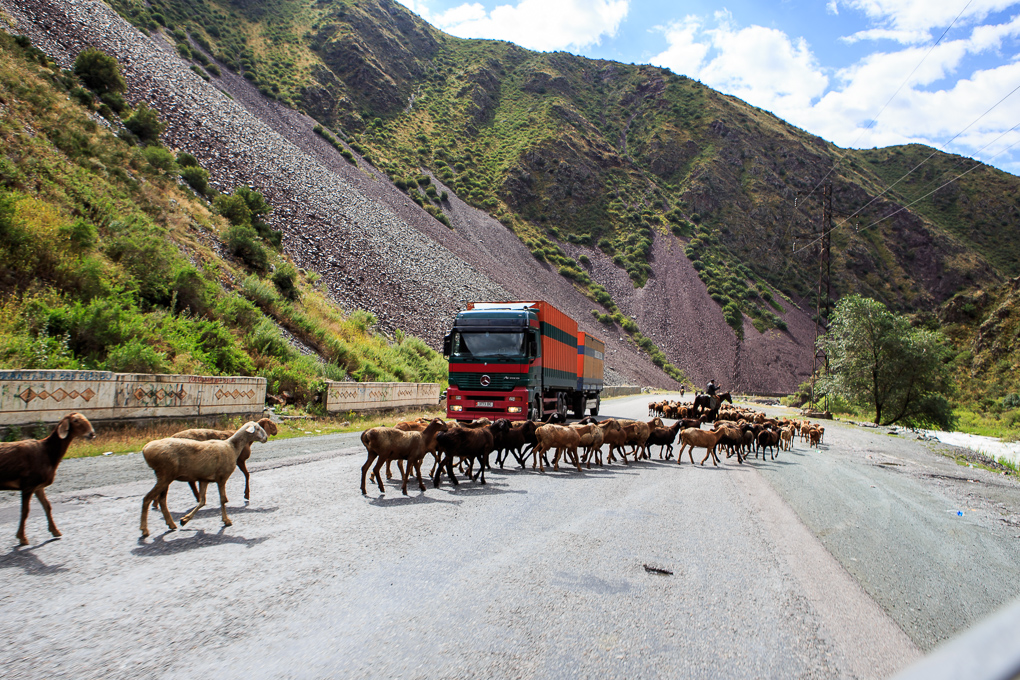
[169,417,278,502]
[570,423,605,467]
[619,420,652,463]
[141,422,268,537]
[360,418,448,496]
[597,419,628,463]
[0,413,96,545]
[533,424,582,472]
[676,428,728,466]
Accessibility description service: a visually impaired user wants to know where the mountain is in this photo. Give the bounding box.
[3,0,1017,394]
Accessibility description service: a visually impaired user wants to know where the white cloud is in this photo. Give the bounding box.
[649,9,1020,175]
[428,0,629,51]
[842,0,1020,41]
[827,0,840,15]
[650,20,829,114]
[841,27,931,43]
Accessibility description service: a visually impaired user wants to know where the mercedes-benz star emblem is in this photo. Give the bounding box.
[480,375,491,386]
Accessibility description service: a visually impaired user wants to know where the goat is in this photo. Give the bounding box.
[433,419,510,487]
[570,422,604,467]
[597,418,628,463]
[533,424,582,472]
[756,428,781,460]
[140,422,268,537]
[0,412,96,545]
[494,420,537,469]
[646,421,683,460]
[360,418,448,496]
[618,420,652,463]
[676,428,728,466]
[169,417,278,503]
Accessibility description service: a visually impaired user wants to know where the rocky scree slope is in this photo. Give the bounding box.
[0,0,683,388]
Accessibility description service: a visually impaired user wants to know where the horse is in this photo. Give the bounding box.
[692,392,732,421]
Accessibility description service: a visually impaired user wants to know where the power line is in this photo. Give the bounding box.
[800,0,976,204]
[825,82,1020,234]
[795,133,1020,252]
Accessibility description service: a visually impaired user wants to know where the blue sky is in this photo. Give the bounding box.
[395,0,1020,177]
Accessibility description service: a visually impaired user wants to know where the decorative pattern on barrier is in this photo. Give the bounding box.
[17,387,98,404]
[324,381,441,413]
[0,370,266,426]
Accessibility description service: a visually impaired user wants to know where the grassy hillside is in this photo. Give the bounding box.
[100,0,1017,342]
[0,31,446,403]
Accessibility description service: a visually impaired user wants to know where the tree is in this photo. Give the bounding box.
[73,49,125,95]
[817,295,956,429]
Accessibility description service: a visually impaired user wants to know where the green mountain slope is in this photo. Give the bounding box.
[0,31,446,401]
[103,0,1015,334]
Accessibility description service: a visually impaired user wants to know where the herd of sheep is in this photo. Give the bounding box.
[0,399,825,545]
[359,400,826,497]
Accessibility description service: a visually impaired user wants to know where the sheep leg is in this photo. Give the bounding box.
[217,480,232,527]
[372,458,386,493]
[188,481,201,502]
[444,453,459,486]
[552,447,561,472]
[34,488,61,538]
[398,456,412,495]
[412,455,426,492]
[477,455,487,484]
[361,454,378,495]
[16,489,32,546]
[141,481,174,537]
[180,482,209,525]
[570,447,582,473]
[238,459,251,501]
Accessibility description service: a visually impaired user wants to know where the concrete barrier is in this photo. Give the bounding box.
[325,381,441,413]
[602,385,642,398]
[0,370,266,427]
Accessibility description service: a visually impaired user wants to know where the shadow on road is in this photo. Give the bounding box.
[133,526,269,556]
[182,504,281,520]
[367,493,464,507]
[0,539,69,575]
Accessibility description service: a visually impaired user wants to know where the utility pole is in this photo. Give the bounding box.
[809,183,832,410]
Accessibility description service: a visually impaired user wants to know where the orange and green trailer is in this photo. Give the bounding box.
[443,301,604,421]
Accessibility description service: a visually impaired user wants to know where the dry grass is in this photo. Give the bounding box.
[63,406,447,459]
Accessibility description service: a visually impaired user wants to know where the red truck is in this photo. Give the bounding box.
[443,301,604,421]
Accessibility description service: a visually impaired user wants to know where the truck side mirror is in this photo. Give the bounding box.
[443,333,452,357]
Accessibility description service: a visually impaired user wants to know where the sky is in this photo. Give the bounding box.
[394,0,1020,177]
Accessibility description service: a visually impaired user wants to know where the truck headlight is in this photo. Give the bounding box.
[450,405,463,412]
[507,406,522,414]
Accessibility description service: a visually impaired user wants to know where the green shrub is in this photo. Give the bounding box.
[215,193,252,226]
[105,337,168,373]
[239,275,279,309]
[180,165,209,194]
[272,264,300,301]
[176,152,199,167]
[58,219,97,251]
[224,224,269,272]
[206,63,221,77]
[142,146,177,173]
[99,91,127,114]
[124,103,166,145]
[73,48,125,95]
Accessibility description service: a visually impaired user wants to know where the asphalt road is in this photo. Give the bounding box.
[2,393,1016,678]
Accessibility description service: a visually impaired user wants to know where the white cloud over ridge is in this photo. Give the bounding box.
[649,8,1020,175]
[399,0,630,52]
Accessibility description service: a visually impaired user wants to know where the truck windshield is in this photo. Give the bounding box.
[453,332,526,358]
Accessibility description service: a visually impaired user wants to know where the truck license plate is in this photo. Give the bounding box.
[476,401,493,408]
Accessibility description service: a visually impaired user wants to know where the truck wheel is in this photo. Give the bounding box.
[590,395,600,417]
[571,394,585,418]
[556,393,567,419]
[531,396,543,421]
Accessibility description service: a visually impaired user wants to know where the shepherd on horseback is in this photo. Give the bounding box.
[706,379,719,413]
[692,380,731,420]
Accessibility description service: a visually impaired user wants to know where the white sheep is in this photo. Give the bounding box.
[140,422,268,537]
